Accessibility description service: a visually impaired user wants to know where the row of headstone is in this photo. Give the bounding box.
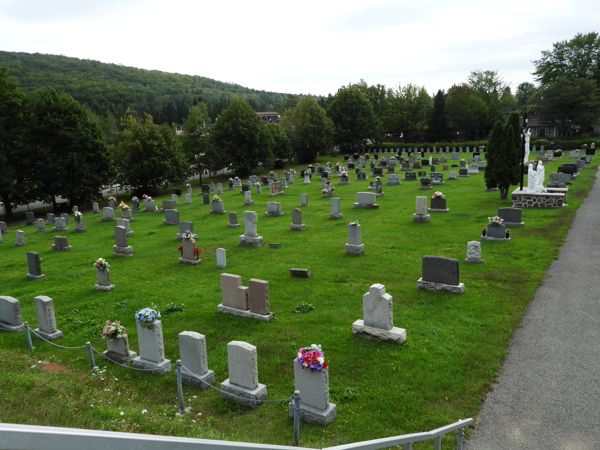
[0,295,63,339]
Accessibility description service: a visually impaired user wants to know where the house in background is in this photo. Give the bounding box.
[521,114,560,137]
[256,112,280,123]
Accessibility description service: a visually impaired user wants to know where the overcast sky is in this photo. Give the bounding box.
[1,0,598,97]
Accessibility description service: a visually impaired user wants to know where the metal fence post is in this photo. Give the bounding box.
[292,390,301,446]
[23,322,33,352]
[456,427,464,450]
[176,360,185,413]
[86,342,96,369]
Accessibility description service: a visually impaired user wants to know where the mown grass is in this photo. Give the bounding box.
[0,153,596,449]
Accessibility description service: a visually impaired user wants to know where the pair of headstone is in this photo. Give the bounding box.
[217,273,272,321]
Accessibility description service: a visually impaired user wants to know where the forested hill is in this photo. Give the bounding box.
[0,50,290,123]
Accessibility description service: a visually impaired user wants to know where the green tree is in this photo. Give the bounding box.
[468,70,515,131]
[29,87,111,211]
[111,110,187,195]
[484,121,521,199]
[382,84,431,141]
[327,85,380,153]
[355,79,388,118]
[445,84,488,140]
[281,95,334,163]
[506,111,522,155]
[263,122,291,161]
[182,102,213,183]
[0,67,30,220]
[533,32,600,86]
[530,77,600,136]
[427,89,446,141]
[210,97,272,177]
[515,82,537,105]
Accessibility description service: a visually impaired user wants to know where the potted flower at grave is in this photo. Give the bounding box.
[182,230,194,241]
[505,229,512,239]
[119,201,129,210]
[255,181,261,187]
[177,244,183,256]
[186,183,191,188]
[101,319,133,361]
[348,219,359,226]
[212,195,220,202]
[488,216,503,225]
[482,227,487,237]
[131,196,140,210]
[364,153,370,160]
[193,247,203,260]
[94,258,111,286]
[74,211,83,224]
[296,344,328,371]
[432,191,444,199]
[228,178,234,188]
[135,306,161,330]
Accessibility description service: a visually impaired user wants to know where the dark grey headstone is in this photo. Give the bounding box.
[431,197,447,209]
[290,268,312,278]
[27,251,42,276]
[373,168,383,175]
[405,172,417,180]
[422,256,460,285]
[498,208,521,224]
[418,171,427,177]
[203,193,210,205]
[179,221,193,234]
[174,188,181,196]
[459,168,468,175]
[201,184,211,192]
[487,223,505,238]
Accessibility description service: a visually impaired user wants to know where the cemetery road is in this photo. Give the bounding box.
[465,166,600,450]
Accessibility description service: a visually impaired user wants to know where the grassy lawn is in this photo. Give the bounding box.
[0,152,596,449]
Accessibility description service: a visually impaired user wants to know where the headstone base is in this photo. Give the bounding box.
[131,357,172,375]
[74,227,88,232]
[244,201,253,206]
[15,242,26,247]
[503,221,524,227]
[268,192,284,197]
[52,227,69,231]
[464,258,485,264]
[344,243,364,255]
[304,180,311,184]
[328,213,344,219]
[184,201,192,205]
[419,186,433,190]
[228,187,234,190]
[220,379,267,408]
[352,203,379,209]
[287,401,337,426]
[458,174,469,177]
[264,212,284,216]
[164,220,180,225]
[144,207,157,212]
[92,210,101,214]
[209,210,227,214]
[36,229,47,233]
[480,236,511,241]
[412,214,430,222]
[113,245,133,256]
[289,224,305,231]
[52,245,72,251]
[387,181,401,185]
[431,181,445,185]
[428,208,449,212]
[375,192,384,197]
[103,349,136,364]
[352,320,406,344]
[240,235,264,247]
[95,283,116,291]
[132,208,141,211]
[417,278,464,294]
[0,322,24,331]
[182,369,216,389]
[290,268,312,278]
[216,304,273,321]
[179,258,201,265]
[27,273,45,279]
[34,328,63,341]
[228,223,241,228]
[101,218,115,222]
[339,180,350,185]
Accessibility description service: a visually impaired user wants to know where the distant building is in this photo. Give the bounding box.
[256,112,280,123]
[175,124,184,136]
[521,114,560,137]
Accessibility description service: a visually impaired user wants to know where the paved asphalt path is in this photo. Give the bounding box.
[465,167,600,450]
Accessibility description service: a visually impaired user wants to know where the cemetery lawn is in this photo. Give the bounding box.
[0,154,597,449]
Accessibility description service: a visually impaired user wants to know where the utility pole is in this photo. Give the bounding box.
[520,109,528,191]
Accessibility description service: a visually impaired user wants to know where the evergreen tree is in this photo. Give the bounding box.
[427,89,446,141]
[506,111,522,156]
[483,121,504,189]
[484,121,521,199]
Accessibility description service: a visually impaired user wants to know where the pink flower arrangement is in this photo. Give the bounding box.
[296,344,328,370]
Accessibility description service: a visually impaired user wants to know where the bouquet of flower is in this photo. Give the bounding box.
[348,219,359,226]
[341,171,348,177]
[74,211,83,218]
[432,191,444,198]
[269,171,275,176]
[336,162,341,166]
[488,216,504,224]
[376,176,381,181]
[212,195,220,202]
[135,307,161,327]
[177,244,183,254]
[193,247,202,259]
[119,201,129,210]
[131,196,139,202]
[94,258,110,270]
[228,177,233,181]
[182,231,194,240]
[255,181,260,186]
[186,183,191,188]
[108,196,116,201]
[321,189,328,194]
[101,320,128,339]
[296,344,328,370]
[142,194,149,199]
